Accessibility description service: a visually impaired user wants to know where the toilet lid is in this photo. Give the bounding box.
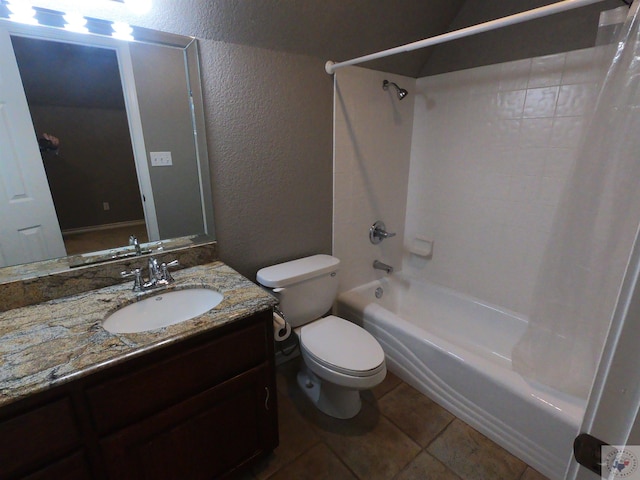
[299,316,385,376]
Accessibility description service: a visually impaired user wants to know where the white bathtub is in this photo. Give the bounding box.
[336,274,585,480]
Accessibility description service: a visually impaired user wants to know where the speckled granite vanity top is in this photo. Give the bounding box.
[0,261,277,408]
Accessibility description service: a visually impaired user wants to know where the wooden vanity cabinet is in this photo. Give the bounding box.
[0,396,90,480]
[0,309,278,480]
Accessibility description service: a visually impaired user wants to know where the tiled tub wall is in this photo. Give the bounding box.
[404,47,607,316]
[333,67,415,291]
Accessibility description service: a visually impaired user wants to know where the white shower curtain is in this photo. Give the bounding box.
[512,0,640,399]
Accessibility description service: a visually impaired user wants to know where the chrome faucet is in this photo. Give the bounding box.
[121,257,179,292]
[369,221,396,244]
[146,257,162,288]
[129,235,142,255]
[373,260,393,274]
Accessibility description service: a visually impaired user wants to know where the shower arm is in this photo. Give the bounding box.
[325,0,607,74]
[383,80,408,100]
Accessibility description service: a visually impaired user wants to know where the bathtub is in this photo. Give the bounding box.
[336,274,585,480]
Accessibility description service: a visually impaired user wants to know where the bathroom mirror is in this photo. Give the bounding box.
[0,13,214,275]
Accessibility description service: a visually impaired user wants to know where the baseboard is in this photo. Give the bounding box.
[62,220,146,236]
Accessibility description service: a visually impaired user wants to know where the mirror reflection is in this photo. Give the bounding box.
[0,18,214,271]
[13,36,148,255]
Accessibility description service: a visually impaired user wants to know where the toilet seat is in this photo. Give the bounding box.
[299,315,385,377]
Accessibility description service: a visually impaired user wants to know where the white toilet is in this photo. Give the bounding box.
[257,254,386,419]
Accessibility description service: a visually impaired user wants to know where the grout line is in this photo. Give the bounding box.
[389,448,422,480]
[422,416,456,450]
[375,379,404,402]
[258,439,321,480]
[373,379,455,451]
[320,439,363,480]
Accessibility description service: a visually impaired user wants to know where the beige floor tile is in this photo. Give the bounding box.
[252,393,320,480]
[378,382,454,447]
[369,370,403,400]
[313,402,421,480]
[520,467,550,480]
[394,451,462,480]
[427,419,527,480]
[267,443,357,480]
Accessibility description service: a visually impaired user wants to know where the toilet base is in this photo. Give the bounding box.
[297,366,362,419]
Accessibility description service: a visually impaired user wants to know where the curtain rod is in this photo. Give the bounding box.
[325,0,608,74]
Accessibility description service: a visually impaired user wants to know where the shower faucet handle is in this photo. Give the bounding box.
[369,221,396,244]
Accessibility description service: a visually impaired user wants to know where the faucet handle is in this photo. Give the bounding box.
[369,221,396,244]
[160,259,179,283]
[121,268,143,291]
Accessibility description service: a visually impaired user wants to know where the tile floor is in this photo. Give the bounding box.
[62,223,148,255]
[242,358,550,480]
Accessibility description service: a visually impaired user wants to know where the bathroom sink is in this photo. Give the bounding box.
[102,288,223,334]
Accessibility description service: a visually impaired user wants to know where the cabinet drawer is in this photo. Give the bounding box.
[86,321,267,434]
[0,397,80,479]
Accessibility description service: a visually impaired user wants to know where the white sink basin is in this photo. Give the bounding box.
[102,288,223,334]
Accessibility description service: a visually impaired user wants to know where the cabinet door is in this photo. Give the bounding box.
[0,397,81,479]
[100,364,277,480]
[86,321,267,435]
[22,453,91,480]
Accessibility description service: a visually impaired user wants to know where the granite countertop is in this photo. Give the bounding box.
[0,261,277,408]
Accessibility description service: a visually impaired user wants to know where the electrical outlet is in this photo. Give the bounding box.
[103,202,110,211]
[150,151,173,167]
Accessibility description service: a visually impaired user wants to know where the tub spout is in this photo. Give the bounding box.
[373,260,393,274]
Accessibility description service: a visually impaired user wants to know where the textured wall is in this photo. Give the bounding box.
[199,42,334,279]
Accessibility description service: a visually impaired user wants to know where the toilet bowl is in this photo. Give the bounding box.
[296,315,386,418]
[256,255,387,419]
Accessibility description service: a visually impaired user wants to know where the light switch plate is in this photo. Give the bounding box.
[150,151,173,167]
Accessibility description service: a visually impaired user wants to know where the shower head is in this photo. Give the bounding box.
[382,79,408,100]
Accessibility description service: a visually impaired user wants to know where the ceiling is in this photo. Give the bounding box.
[7,0,627,112]
[154,0,624,77]
[6,0,630,77]
[190,0,467,78]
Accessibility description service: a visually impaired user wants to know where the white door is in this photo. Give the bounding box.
[0,26,66,267]
[568,234,640,479]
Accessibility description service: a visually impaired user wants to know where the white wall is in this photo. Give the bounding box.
[333,67,414,291]
[404,46,607,316]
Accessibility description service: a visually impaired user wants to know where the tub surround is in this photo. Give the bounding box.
[332,67,414,292]
[337,275,583,479]
[0,261,277,408]
[0,239,217,312]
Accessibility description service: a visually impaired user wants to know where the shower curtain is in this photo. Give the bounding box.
[512,0,640,399]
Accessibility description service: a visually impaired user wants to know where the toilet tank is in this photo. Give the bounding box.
[256,255,340,328]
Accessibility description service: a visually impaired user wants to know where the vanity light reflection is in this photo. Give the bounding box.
[6,1,36,24]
